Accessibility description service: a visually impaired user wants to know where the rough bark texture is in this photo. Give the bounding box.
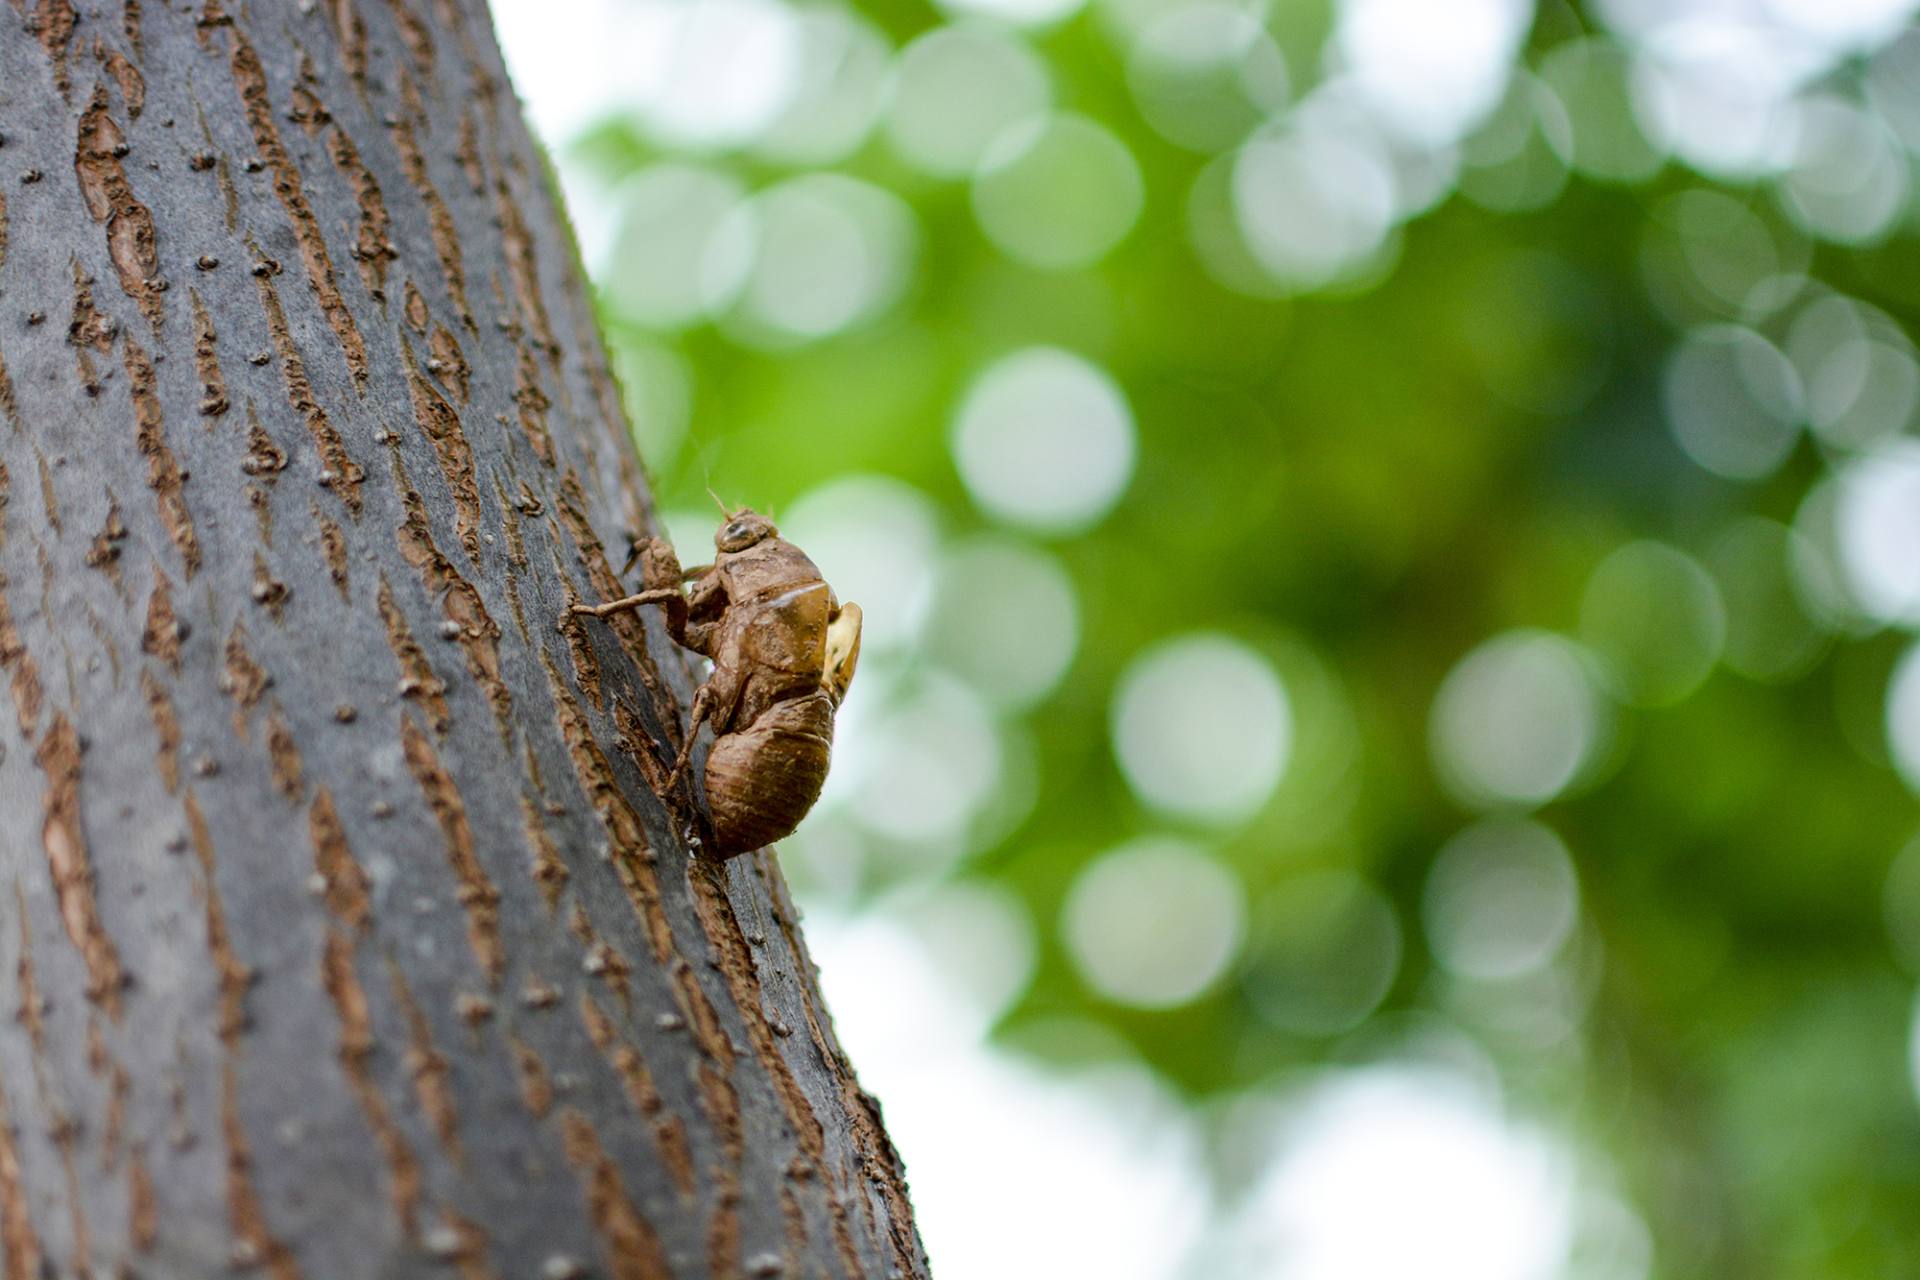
[0,3,929,1277]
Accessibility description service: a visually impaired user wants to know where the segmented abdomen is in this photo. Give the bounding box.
[704,690,835,855]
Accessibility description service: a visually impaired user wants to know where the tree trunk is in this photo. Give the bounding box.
[0,3,928,1277]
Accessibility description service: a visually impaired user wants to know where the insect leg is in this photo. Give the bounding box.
[569,588,684,619]
[666,685,714,789]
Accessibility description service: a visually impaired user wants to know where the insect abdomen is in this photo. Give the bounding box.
[705,690,835,855]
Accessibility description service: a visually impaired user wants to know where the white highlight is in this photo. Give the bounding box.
[1334,0,1531,146]
[1788,296,1920,450]
[603,164,748,330]
[1112,633,1291,825]
[810,906,1206,1280]
[718,175,918,343]
[1425,819,1581,981]
[930,538,1080,711]
[754,9,892,164]
[646,0,805,148]
[887,26,1051,179]
[1779,96,1910,245]
[848,673,1003,851]
[1835,442,1920,625]
[951,348,1136,535]
[1662,325,1804,481]
[1062,837,1247,1008]
[1232,103,1398,290]
[1226,1065,1576,1280]
[1127,4,1290,153]
[1430,631,1606,810]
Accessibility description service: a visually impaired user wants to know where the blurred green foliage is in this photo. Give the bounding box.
[549,0,1920,1270]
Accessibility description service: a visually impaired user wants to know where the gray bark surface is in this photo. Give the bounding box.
[0,2,928,1277]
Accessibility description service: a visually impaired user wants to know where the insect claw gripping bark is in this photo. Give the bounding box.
[571,508,862,858]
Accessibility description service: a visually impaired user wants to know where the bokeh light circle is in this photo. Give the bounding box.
[1062,837,1246,1008]
[1790,472,1872,632]
[1424,818,1580,981]
[1778,96,1909,246]
[1186,152,1294,298]
[849,673,1003,851]
[641,0,805,150]
[1430,631,1607,810]
[1112,633,1292,825]
[928,537,1080,710]
[887,26,1051,179]
[1126,4,1290,154]
[951,347,1136,534]
[1786,294,1920,450]
[972,113,1145,271]
[1641,188,1805,320]
[1708,518,1831,683]
[752,8,892,164]
[1625,25,1803,182]
[1232,108,1398,291]
[1334,0,1532,147]
[1834,442,1920,626]
[604,164,748,329]
[1241,870,1402,1036]
[1538,37,1663,185]
[1908,991,1920,1124]
[1578,541,1727,707]
[1762,0,1920,51]
[1662,324,1804,481]
[717,175,917,344]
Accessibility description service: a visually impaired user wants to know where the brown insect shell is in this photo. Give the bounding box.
[686,528,848,855]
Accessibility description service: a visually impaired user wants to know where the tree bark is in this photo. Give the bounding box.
[0,3,928,1277]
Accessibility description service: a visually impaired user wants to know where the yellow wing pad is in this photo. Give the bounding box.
[823,602,863,706]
